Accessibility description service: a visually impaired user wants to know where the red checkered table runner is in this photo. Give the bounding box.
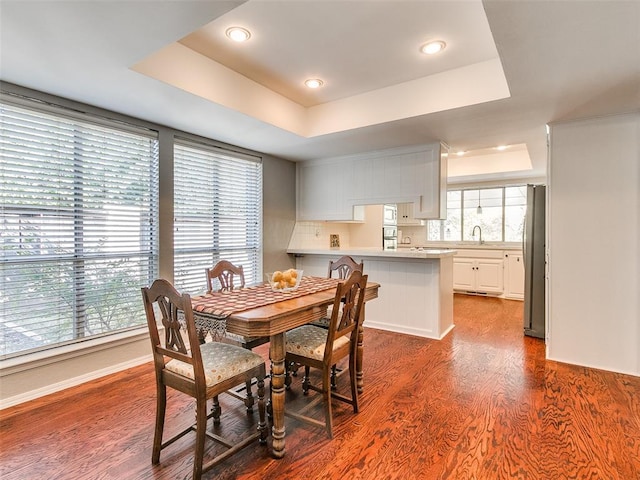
[191,276,340,320]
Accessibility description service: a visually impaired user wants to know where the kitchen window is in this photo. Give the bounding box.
[428,186,526,243]
[0,96,159,359]
[173,139,262,293]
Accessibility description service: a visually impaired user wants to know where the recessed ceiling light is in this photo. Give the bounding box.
[456,151,466,156]
[495,145,509,151]
[420,40,446,55]
[226,27,251,42]
[304,79,324,89]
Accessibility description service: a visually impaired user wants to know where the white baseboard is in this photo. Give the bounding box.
[437,324,456,340]
[365,321,439,340]
[0,354,152,410]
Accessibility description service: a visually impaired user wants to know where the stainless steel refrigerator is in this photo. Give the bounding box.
[524,184,546,339]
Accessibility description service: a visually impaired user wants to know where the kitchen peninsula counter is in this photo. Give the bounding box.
[287,247,454,340]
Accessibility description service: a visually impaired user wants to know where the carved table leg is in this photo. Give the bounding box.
[269,333,286,458]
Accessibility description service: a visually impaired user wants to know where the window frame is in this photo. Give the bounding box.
[172,137,263,294]
[1,93,160,359]
[427,185,527,244]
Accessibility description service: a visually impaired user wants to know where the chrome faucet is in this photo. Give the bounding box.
[472,225,484,244]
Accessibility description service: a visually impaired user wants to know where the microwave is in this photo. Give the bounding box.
[383,204,397,225]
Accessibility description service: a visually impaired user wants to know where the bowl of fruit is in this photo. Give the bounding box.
[267,269,303,292]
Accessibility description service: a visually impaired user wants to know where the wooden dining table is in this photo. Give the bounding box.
[190,276,379,458]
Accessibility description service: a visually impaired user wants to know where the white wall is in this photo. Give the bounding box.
[262,154,298,274]
[350,205,383,247]
[548,112,640,376]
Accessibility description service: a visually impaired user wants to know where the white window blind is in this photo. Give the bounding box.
[0,97,159,359]
[173,139,262,294]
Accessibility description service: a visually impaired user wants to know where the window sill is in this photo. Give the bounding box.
[0,327,150,377]
[423,241,522,250]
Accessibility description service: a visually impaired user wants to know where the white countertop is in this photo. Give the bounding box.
[287,247,457,259]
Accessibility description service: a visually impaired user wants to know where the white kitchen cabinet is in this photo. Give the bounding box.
[504,252,525,299]
[297,161,348,221]
[396,203,425,226]
[296,142,447,221]
[475,259,504,293]
[296,164,366,221]
[452,257,476,290]
[453,252,504,294]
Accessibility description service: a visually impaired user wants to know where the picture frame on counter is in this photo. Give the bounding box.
[330,234,340,249]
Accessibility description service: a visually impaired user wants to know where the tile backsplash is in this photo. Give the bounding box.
[287,222,351,249]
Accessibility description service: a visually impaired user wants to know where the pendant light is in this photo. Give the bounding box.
[476,190,483,215]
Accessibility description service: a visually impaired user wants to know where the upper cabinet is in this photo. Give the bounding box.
[396,203,425,226]
[297,159,349,221]
[296,142,448,221]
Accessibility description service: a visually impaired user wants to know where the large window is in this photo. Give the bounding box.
[428,186,526,243]
[0,97,159,359]
[173,139,262,294]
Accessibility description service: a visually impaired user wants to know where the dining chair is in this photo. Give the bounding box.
[205,259,245,293]
[141,278,267,479]
[205,260,270,412]
[283,270,368,438]
[305,255,364,388]
[328,255,364,280]
[310,255,364,329]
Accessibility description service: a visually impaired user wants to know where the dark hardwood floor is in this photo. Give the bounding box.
[1,294,639,479]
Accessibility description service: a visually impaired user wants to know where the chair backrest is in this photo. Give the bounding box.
[206,260,246,293]
[141,279,205,389]
[325,270,368,362]
[327,255,364,280]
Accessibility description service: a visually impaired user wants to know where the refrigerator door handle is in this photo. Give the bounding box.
[522,213,527,271]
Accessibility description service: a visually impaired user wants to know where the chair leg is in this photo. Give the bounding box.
[212,395,221,425]
[322,366,334,439]
[240,343,256,412]
[302,366,311,395]
[284,362,292,390]
[331,364,338,390]
[350,354,359,413]
[193,397,208,480]
[244,380,255,413]
[285,361,302,390]
[152,383,166,464]
[257,377,267,444]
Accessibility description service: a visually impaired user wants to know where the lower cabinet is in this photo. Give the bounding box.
[452,248,524,299]
[504,253,525,299]
[453,258,504,294]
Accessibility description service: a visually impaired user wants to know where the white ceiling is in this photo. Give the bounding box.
[1,1,639,183]
[178,1,500,107]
